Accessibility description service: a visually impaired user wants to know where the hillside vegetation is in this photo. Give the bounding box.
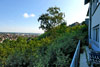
[0,24,88,67]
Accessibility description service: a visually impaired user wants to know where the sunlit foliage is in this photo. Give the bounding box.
[0,23,88,67]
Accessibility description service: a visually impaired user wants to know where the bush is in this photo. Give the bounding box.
[0,24,88,67]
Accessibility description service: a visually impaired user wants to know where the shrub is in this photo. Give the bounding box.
[0,24,88,67]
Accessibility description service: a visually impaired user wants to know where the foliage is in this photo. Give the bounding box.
[0,24,88,67]
[38,7,66,31]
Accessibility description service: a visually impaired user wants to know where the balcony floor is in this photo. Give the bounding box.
[80,50,89,67]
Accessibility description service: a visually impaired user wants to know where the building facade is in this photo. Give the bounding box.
[85,0,100,51]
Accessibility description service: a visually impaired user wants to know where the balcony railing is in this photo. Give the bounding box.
[70,40,80,67]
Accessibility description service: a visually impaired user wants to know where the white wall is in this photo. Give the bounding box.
[92,0,97,14]
[92,5,100,48]
[92,5,100,27]
[88,19,90,39]
[99,25,100,48]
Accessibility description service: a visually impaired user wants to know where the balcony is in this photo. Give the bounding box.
[70,39,100,67]
[70,40,80,67]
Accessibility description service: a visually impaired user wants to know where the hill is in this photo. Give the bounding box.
[0,24,88,67]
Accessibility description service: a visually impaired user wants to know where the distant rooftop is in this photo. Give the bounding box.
[69,22,80,27]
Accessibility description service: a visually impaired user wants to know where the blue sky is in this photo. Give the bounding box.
[0,0,89,33]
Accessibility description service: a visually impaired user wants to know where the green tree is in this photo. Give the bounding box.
[81,21,86,25]
[38,7,66,31]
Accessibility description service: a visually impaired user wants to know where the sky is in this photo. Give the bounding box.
[0,0,89,33]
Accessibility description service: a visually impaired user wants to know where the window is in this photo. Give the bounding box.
[93,25,99,42]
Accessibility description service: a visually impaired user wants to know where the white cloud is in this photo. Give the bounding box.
[30,13,35,17]
[23,13,35,18]
[24,13,29,18]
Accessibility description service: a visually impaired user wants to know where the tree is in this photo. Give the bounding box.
[38,7,66,31]
[81,21,87,25]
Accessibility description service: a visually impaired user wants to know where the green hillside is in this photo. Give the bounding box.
[0,24,88,67]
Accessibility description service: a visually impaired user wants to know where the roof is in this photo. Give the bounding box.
[84,0,90,4]
[69,22,80,27]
